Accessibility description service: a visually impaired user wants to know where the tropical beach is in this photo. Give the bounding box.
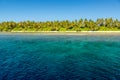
[1,31,120,36]
[1,0,120,80]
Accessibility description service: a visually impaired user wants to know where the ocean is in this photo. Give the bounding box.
[0,34,120,80]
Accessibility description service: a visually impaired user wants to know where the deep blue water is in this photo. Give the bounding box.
[0,35,120,80]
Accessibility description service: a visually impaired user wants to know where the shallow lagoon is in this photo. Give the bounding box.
[0,34,120,80]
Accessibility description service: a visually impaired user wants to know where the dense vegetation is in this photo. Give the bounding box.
[0,18,120,32]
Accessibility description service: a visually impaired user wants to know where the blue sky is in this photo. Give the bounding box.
[0,0,120,22]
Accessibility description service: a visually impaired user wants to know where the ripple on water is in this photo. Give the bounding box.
[0,35,120,80]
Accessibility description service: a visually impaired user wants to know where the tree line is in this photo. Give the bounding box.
[0,18,120,31]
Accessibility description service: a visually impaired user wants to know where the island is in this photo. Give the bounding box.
[0,18,120,32]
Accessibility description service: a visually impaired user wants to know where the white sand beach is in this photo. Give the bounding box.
[0,31,120,35]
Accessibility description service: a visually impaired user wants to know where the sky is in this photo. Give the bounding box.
[0,0,120,22]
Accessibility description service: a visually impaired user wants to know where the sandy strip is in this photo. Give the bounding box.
[0,31,120,35]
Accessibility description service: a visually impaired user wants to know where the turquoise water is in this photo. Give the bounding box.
[0,35,120,80]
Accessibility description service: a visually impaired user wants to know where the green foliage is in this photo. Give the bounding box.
[0,18,120,31]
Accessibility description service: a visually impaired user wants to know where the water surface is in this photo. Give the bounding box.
[0,35,120,80]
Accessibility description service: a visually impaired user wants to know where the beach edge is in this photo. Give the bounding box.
[0,31,120,35]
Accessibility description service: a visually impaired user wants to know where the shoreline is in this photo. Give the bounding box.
[0,31,120,35]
